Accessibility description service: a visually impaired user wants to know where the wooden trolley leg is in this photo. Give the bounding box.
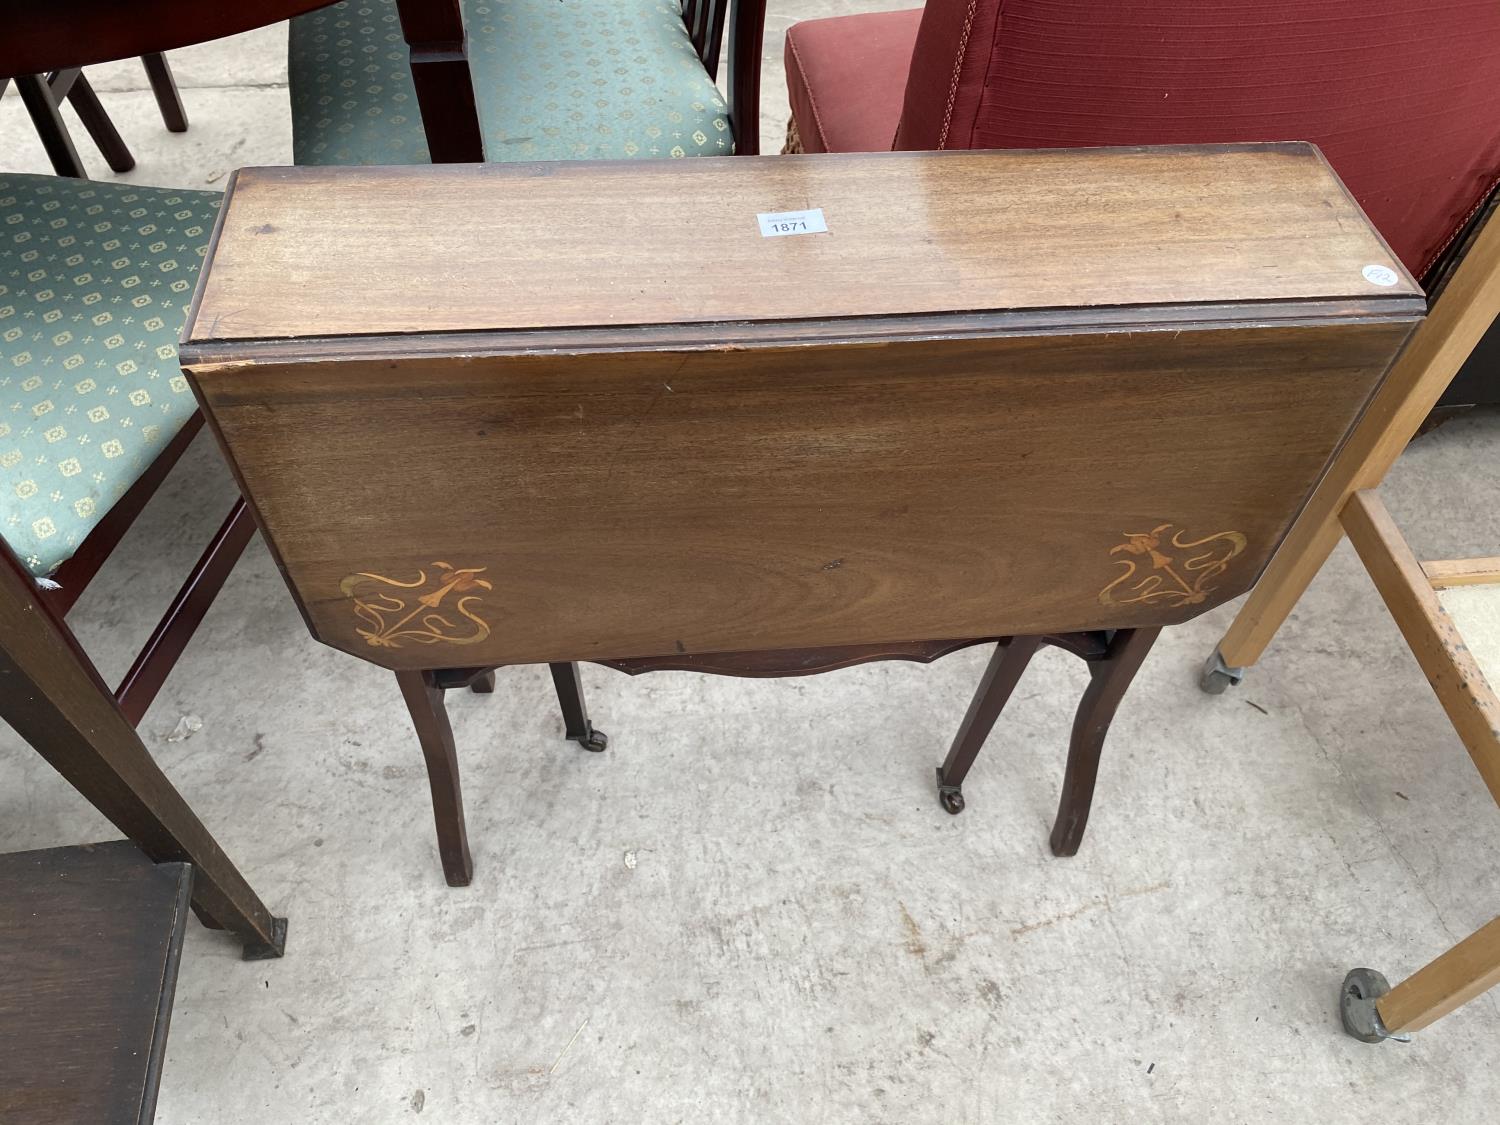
[1050,627,1160,857]
[1380,916,1500,1035]
[549,662,608,752]
[395,669,473,887]
[935,636,1042,815]
[1203,197,1500,691]
[0,546,285,958]
[1342,916,1500,1041]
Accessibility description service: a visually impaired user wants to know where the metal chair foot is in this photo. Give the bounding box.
[1340,967,1410,1043]
[936,767,965,814]
[1198,648,1246,695]
[572,726,609,753]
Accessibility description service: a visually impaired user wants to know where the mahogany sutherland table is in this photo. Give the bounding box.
[179,145,1423,885]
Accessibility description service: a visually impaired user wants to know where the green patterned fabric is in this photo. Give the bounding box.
[0,175,219,577]
[289,0,732,165]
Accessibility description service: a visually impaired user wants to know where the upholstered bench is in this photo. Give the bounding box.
[287,0,734,165]
[0,174,218,577]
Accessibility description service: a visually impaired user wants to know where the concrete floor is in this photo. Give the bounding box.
[3,7,1499,1123]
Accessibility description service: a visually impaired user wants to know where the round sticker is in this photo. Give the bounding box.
[1362,264,1399,287]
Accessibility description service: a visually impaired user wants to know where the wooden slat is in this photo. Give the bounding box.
[184,145,1418,345]
[1423,557,1500,588]
[1377,915,1500,1034]
[1339,490,1500,805]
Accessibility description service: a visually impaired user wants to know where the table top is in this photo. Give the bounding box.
[0,843,192,1125]
[182,146,1422,668]
[184,143,1421,350]
[0,0,330,78]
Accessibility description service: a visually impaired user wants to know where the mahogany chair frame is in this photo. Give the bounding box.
[388,0,766,162]
[0,0,322,961]
[0,537,284,958]
[24,413,259,730]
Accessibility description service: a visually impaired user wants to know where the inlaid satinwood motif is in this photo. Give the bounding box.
[341,562,493,648]
[1100,524,1247,608]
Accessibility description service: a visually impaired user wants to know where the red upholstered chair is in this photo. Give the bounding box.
[782,0,1500,848]
[784,0,1500,279]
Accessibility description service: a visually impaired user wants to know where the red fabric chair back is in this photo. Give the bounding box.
[895,0,1500,277]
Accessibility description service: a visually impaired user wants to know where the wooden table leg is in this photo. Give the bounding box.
[1202,198,1500,691]
[0,547,285,958]
[1342,916,1500,1041]
[13,72,86,177]
[395,669,473,887]
[63,70,136,173]
[935,637,1041,815]
[549,662,608,752]
[1051,626,1161,856]
[140,52,188,132]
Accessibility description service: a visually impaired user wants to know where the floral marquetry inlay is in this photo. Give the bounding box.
[340,562,493,649]
[1099,524,1247,609]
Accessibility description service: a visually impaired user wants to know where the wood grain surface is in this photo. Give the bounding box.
[182,145,1422,671]
[184,144,1419,344]
[0,843,191,1125]
[189,321,1412,669]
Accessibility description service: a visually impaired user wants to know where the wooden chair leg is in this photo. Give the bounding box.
[395,669,473,887]
[935,636,1042,814]
[63,71,136,173]
[549,662,608,752]
[14,73,87,178]
[1050,626,1160,856]
[0,543,285,957]
[140,53,188,132]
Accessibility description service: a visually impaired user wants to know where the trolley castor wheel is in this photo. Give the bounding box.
[576,727,609,753]
[1340,967,1410,1043]
[1198,648,1245,695]
[936,768,965,814]
[468,670,496,694]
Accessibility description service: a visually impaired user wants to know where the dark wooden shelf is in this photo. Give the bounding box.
[0,842,192,1125]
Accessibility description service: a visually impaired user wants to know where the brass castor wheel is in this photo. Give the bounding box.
[1339,967,1410,1043]
[1198,648,1245,695]
[936,768,965,814]
[577,727,609,753]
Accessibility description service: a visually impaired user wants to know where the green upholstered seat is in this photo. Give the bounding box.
[0,174,219,577]
[288,0,733,165]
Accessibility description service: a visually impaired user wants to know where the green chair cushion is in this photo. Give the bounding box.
[0,175,219,577]
[289,0,733,166]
